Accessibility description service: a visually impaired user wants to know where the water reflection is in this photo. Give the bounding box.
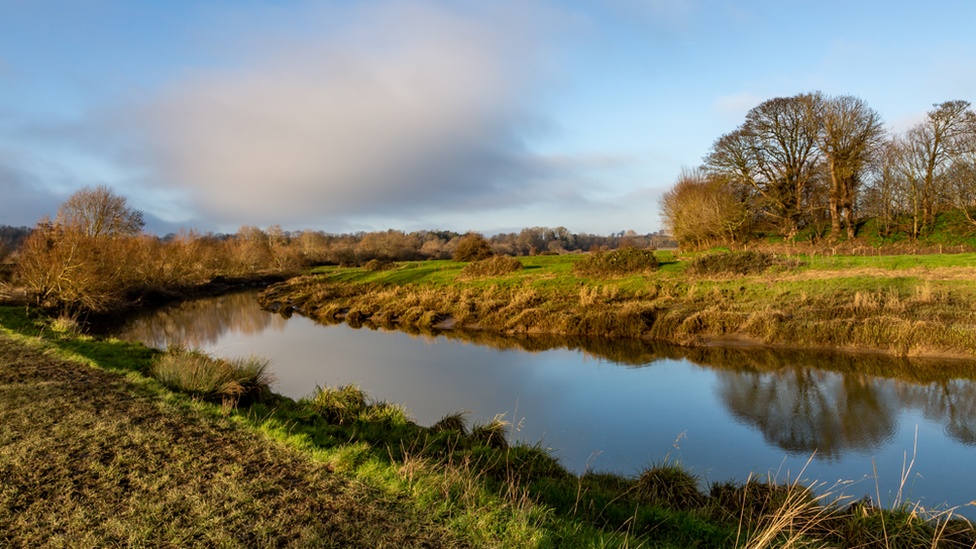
[115,291,976,513]
[119,291,289,349]
[715,368,898,459]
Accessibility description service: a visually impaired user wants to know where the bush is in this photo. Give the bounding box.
[453,233,494,262]
[363,259,394,272]
[458,256,523,278]
[685,251,802,276]
[151,348,274,405]
[572,248,659,277]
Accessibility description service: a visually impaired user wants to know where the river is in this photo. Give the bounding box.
[114,290,976,517]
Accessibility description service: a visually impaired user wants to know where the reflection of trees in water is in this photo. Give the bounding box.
[893,380,976,447]
[715,367,897,459]
[118,291,286,349]
[716,368,976,458]
[386,328,976,455]
[120,293,976,454]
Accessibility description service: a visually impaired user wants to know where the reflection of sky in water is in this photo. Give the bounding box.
[116,292,976,517]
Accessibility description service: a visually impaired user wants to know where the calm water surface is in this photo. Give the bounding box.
[116,291,976,516]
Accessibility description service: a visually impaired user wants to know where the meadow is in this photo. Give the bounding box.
[260,249,976,360]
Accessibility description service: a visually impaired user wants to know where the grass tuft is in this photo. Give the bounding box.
[151,347,273,405]
[303,383,368,424]
[471,414,510,449]
[635,460,705,510]
[431,410,471,435]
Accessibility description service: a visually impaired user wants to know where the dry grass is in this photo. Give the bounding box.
[151,347,275,405]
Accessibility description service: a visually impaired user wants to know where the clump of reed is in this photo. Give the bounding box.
[303,383,414,428]
[471,414,510,449]
[151,347,274,405]
[458,256,523,279]
[635,460,705,510]
[572,248,659,277]
[431,410,471,435]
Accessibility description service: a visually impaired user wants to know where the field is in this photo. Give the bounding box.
[260,250,976,360]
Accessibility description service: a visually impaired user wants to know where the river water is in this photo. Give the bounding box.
[115,290,976,516]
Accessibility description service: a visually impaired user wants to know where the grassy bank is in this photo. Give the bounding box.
[258,251,976,359]
[4,306,976,547]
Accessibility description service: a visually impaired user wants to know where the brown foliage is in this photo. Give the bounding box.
[453,233,494,262]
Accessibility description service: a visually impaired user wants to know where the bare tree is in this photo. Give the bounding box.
[56,185,145,238]
[945,134,976,228]
[808,93,886,240]
[862,138,906,237]
[903,101,976,228]
[705,94,822,239]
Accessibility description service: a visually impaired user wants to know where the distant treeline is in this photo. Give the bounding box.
[0,225,32,250]
[231,226,676,266]
[4,185,675,313]
[660,93,976,249]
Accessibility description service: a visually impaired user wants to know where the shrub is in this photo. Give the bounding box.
[453,233,494,262]
[458,256,523,278]
[151,348,274,405]
[363,259,394,272]
[572,248,659,277]
[686,251,803,276]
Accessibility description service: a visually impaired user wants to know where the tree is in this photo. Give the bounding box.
[705,94,822,239]
[659,166,750,249]
[861,139,905,237]
[453,233,494,262]
[809,93,886,240]
[945,137,976,228]
[904,101,976,228]
[56,185,145,238]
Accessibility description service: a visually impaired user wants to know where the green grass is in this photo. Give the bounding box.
[3,305,974,548]
[266,250,976,359]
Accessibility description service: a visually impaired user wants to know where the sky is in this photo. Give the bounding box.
[2,0,974,236]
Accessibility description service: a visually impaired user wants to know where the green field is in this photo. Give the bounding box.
[262,251,976,360]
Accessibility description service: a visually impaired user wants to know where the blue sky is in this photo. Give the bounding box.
[2,0,974,236]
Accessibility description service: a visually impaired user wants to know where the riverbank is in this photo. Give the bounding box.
[259,251,976,360]
[4,305,976,547]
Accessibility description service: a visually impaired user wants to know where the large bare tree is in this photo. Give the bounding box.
[705,94,822,239]
[56,185,145,238]
[904,101,976,228]
[808,93,886,240]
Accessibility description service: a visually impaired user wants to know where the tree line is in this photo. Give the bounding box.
[660,93,976,248]
[3,185,674,313]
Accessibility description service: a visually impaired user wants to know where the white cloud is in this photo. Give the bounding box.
[111,1,577,228]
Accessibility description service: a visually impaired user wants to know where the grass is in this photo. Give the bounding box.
[262,250,976,359]
[4,303,976,547]
[0,316,462,548]
[151,347,274,405]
